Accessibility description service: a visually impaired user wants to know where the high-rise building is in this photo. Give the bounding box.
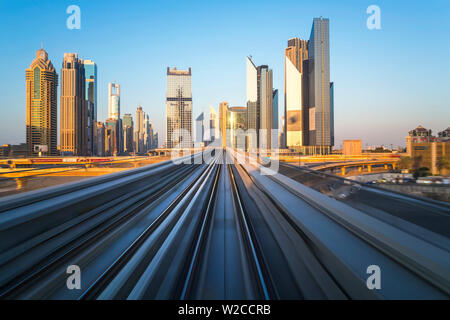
[25,47,58,156]
[108,83,120,119]
[84,60,97,155]
[95,121,105,157]
[134,106,145,153]
[273,89,279,132]
[219,101,229,148]
[246,57,275,150]
[105,118,121,156]
[330,82,334,148]
[285,38,308,148]
[123,113,134,153]
[308,17,332,151]
[209,106,218,144]
[246,57,258,149]
[195,112,204,144]
[228,106,247,149]
[60,53,88,156]
[166,67,193,148]
[144,113,152,151]
[258,65,274,150]
[153,132,158,149]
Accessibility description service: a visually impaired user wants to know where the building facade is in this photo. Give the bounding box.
[406,125,450,175]
[95,121,105,157]
[219,102,229,148]
[105,118,121,156]
[108,83,120,119]
[195,112,204,145]
[134,106,145,153]
[60,53,88,156]
[166,67,193,148]
[123,113,134,153]
[246,57,258,149]
[343,140,362,156]
[209,106,218,145]
[246,57,275,150]
[25,47,58,156]
[308,18,332,151]
[285,38,308,148]
[84,60,97,155]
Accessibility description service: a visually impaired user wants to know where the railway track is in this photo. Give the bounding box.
[0,149,448,299]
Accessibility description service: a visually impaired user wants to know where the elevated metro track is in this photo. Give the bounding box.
[0,150,448,299]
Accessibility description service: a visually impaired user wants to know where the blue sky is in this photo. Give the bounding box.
[0,0,449,148]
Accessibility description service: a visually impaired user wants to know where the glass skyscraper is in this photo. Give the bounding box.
[285,38,308,148]
[60,53,88,156]
[308,17,332,149]
[246,56,275,150]
[166,67,192,148]
[84,60,97,155]
[25,48,58,156]
[108,83,120,119]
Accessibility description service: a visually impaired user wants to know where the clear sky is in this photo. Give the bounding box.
[0,0,449,148]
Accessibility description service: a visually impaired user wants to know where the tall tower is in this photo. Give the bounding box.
[25,47,58,156]
[246,57,258,149]
[246,57,274,150]
[60,53,88,156]
[195,112,205,144]
[219,102,229,148]
[134,106,144,153]
[257,65,274,150]
[209,106,219,144]
[84,60,97,155]
[285,38,308,148]
[123,113,134,153]
[108,83,120,119]
[308,17,332,152]
[166,67,193,148]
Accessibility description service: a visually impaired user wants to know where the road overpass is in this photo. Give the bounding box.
[0,149,448,299]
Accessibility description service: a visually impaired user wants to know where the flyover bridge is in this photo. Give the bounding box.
[310,159,399,176]
[0,149,448,300]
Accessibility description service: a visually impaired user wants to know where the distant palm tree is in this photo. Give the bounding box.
[436,156,449,175]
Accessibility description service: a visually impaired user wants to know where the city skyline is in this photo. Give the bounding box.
[1,0,449,148]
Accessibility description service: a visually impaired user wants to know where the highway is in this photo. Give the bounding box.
[0,149,448,300]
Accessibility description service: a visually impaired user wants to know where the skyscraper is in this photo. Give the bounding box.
[60,53,88,156]
[25,47,58,156]
[195,112,204,144]
[84,60,97,155]
[219,102,229,148]
[134,106,144,153]
[308,17,332,151]
[209,106,218,144]
[258,65,274,150]
[246,57,275,150]
[105,118,121,156]
[123,113,134,153]
[246,57,258,149]
[166,67,193,148]
[273,89,279,132]
[108,83,120,119]
[95,121,105,157]
[285,38,308,148]
[144,113,151,151]
[330,82,334,148]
